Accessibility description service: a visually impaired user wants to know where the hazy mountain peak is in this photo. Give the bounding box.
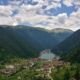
[51,28,73,33]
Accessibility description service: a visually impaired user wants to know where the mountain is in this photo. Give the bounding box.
[0,25,73,62]
[0,26,73,50]
[0,26,39,62]
[51,28,72,33]
[52,29,80,62]
[3,26,73,50]
[10,26,59,50]
[50,28,73,42]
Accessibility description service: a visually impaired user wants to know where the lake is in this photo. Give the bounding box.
[39,49,59,60]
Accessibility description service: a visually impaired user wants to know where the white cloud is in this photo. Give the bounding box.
[63,0,73,6]
[57,13,68,24]
[0,0,80,31]
[74,0,80,6]
[0,5,12,16]
[8,0,23,5]
[65,8,80,30]
[63,0,80,7]
[0,16,16,25]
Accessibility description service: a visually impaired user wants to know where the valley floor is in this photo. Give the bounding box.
[0,58,80,80]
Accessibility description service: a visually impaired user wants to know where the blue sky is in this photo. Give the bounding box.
[0,0,78,16]
[0,0,8,5]
[0,0,80,30]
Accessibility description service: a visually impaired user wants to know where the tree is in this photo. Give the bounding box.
[63,69,70,80]
[74,66,80,80]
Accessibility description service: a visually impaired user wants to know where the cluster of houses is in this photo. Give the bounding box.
[0,57,70,77]
[0,65,17,76]
[31,58,65,76]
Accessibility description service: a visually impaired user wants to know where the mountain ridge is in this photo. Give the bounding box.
[0,25,73,61]
[52,29,80,62]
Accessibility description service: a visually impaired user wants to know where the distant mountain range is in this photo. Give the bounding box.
[0,25,73,49]
[52,29,80,62]
[0,26,39,61]
[0,25,73,61]
[50,28,73,43]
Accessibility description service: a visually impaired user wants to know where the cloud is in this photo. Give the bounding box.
[34,11,80,31]
[8,0,23,5]
[74,0,80,6]
[0,16,16,25]
[63,0,73,6]
[63,0,80,7]
[0,5,12,16]
[65,8,80,30]
[0,0,80,31]
[57,13,68,24]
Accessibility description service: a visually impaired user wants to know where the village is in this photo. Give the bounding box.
[0,57,70,78]
[0,49,70,79]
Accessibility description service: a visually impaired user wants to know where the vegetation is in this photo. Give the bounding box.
[52,29,80,55]
[0,26,40,59]
[62,47,80,63]
[0,26,79,80]
[0,59,80,80]
[52,29,80,63]
[51,64,80,80]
